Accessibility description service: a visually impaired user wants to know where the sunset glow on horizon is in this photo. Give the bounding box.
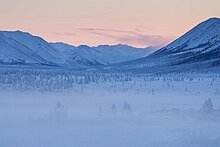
[0,0,220,48]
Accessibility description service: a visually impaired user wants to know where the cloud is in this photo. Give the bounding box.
[115,33,174,48]
[78,27,175,47]
[54,28,176,48]
[55,32,77,36]
[79,28,138,35]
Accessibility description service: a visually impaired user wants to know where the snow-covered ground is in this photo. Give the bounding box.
[0,71,220,147]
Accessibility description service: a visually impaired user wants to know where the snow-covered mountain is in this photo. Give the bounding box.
[2,17,219,71]
[0,31,66,66]
[0,30,154,68]
[113,17,220,72]
[51,43,154,66]
[95,45,155,64]
[151,17,220,64]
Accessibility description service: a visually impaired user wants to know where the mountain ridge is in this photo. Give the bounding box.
[0,17,219,73]
[0,30,66,66]
[51,42,154,66]
[0,30,154,67]
[109,17,220,73]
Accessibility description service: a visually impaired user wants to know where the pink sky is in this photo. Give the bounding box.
[0,0,220,47]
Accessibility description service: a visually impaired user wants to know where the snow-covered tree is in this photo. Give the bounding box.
[98,106,102,117]
[50,102,68,120]
[111,104,117,115]
[123,102,132,114]
[201,98,214,113]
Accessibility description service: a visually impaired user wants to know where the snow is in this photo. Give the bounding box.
[0,31,154,67]
[0,31,66,65]
[51,43,154,66]
[162,17,220,53]
[113,18,220,71]
[1,17,219,70]
[0,18,220,147]
[0,68,220,147]
[95,44,154,64]
[0,33,38,63]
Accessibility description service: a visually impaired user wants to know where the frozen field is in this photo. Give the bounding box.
[0,71,220,147]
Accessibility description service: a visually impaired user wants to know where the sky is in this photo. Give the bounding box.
[0,0,220,48]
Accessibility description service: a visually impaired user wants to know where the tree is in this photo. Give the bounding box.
[123,102,132,114]
[202,98,214,113]
[111,104,117,115]
[50,102,68,120]
[98,106,102,117]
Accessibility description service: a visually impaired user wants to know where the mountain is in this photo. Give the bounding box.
[0,31,66,66]
[3,17,219,72]
[51,43,155,66]
[95,45,156,64]
[0,30,154,68]
[112,17,220,73]
[51,43,108,66]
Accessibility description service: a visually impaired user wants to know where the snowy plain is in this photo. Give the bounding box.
[0,68,220,147]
